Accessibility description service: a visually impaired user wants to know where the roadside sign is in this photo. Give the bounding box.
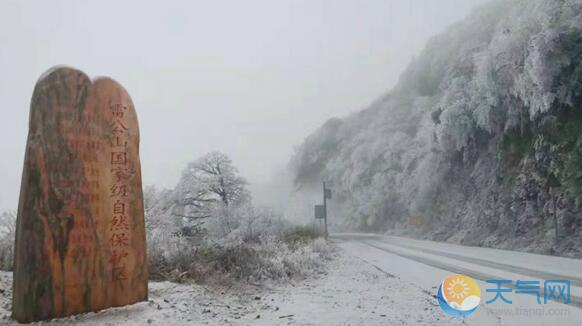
[314,205,325,219]
[324,188,332,199]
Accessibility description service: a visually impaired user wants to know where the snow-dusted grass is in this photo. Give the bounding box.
[147,224,331,284]
[0,242,448,325]
[145,184,332,284]
[0,203,330,286]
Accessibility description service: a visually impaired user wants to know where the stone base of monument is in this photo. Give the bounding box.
[12,66,148,323]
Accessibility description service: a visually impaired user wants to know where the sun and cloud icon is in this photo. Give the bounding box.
[437,274,481,317]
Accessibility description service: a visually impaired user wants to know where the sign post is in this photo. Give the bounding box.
[323,182,331,239]
[314,182,331,239]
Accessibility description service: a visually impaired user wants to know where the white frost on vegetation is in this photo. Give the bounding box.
[291,0,582,230]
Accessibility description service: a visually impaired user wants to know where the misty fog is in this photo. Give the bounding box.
[0,0,488,212]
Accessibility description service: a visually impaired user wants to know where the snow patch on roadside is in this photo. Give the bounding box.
[0,243,457,325]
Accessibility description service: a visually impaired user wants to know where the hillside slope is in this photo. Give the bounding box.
[291,0,582,257]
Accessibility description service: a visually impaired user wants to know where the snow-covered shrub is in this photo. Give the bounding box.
[144,186,329,283]
[208,238,325,282]
[282,225,320,248]
[0,211,16,271]
[144,148,333,283]
[148,231,328,283]
[311,237,334,260]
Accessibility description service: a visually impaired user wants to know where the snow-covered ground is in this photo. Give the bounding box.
[0,244,455,325]
[2,233,580,325]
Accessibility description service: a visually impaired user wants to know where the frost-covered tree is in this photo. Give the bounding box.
[144,185,177,232]
[175,152,250,220]
[291,0,582,241]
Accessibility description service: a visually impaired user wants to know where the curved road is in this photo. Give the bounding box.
[333,233,582,325]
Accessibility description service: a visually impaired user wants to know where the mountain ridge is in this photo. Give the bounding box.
[291,0,582,257]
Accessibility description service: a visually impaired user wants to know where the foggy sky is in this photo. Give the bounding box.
[0,0,489,211]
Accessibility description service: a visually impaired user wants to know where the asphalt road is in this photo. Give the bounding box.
[332,233,582,325]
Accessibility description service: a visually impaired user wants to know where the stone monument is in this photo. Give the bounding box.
[12,66,148,322]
